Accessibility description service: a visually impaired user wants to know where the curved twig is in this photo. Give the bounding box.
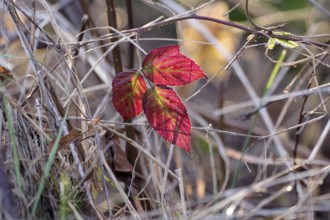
[120,14,330,49]
[245,0,286,31]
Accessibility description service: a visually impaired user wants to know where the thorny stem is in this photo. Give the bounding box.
[121,15,329,49]
[7,1,330,50]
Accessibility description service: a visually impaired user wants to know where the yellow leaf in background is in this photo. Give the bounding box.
[180,2,237,81]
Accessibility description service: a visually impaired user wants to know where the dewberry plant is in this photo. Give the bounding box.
[112,45,207,154]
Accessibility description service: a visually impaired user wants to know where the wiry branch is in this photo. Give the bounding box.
[120,14,330,49]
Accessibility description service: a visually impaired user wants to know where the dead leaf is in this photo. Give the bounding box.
[102,131,144,181]
[47,129,82,154]
[0,66,14,81]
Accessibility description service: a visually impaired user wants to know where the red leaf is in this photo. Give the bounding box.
[112,71,147,120]
[143,85,192,154]
[142,45,207,86]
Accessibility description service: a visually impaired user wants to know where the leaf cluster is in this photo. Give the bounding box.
[112,45,207,153]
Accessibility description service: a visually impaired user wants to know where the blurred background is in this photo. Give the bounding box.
[1,0,330,219]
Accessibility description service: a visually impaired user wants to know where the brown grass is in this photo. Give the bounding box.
[0,0,330,219]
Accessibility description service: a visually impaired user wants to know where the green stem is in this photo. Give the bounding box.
[2,91,22,192]
[231,49,287,188]
[31,101,71,216]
